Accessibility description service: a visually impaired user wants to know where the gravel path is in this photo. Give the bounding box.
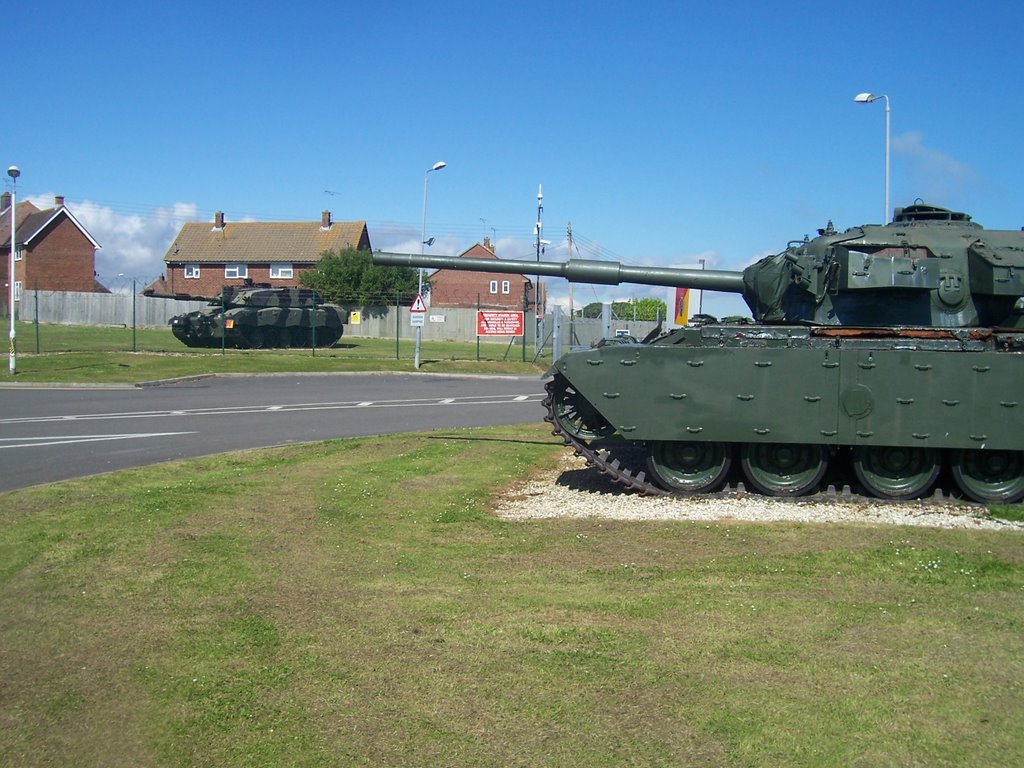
[494,452,1024,531]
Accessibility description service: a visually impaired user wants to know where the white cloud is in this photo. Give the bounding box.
[892,132,980,204]
[29,195,199,288]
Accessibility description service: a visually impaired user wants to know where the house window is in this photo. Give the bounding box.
[14,250,22,262]
[489,280,498,294]
[225,264,248,279]
[501,280,510,294]
[270,264,293,279]
[13,281,22,301]
[184,264,200,278]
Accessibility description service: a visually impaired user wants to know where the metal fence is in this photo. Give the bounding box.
[10,289,208,329]
[9,289,661,355]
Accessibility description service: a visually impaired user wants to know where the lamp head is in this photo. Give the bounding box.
[431,161,447,172]
[854,92,878,103]
[7,166,20,180]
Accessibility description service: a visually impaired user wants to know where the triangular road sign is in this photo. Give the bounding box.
[410,294,427,312]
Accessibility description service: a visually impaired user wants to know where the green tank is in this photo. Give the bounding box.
[170,284,348,349]
[373,203,1024,503]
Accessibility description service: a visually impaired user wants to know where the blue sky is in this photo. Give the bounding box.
[7,0,1022,318]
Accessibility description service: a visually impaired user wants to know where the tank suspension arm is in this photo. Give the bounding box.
[372,251,746,294]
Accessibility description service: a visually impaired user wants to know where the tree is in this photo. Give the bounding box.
[300,249,421,307]
[580,297,666,321]
[631,297,667,321]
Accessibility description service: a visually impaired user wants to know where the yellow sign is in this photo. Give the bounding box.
[349,310,362,325]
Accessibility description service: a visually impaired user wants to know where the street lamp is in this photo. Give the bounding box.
[7,165,19,376]
[854,92,890,223]
[414,161,446,369]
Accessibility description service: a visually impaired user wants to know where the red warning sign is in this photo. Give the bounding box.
[477,310,525,336]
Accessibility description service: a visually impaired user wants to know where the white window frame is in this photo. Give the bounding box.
[13,281,22,301]
[14,249,22,262]
[270,264,293,279]
[184,264,200,278]
[501,280,510,294]
[489,280,498,294]
[224,263,248,279]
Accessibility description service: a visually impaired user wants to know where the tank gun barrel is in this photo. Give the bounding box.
[372,252,746,294]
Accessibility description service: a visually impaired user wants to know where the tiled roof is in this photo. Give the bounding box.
[1,200,100,249]
[165,219,370,264]
[0,201,41,248]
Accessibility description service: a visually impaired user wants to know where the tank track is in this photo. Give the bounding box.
[541,379,981,508]
[543,379,668,496]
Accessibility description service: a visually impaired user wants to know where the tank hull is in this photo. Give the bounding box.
[547,324,1024,501]
[554,325,1021,450]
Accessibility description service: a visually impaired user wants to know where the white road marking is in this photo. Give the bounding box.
[0,432,197,450]
[0,393,546,425]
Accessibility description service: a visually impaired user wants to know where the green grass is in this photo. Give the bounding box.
[7,321,547,382]
[1,422,1023,767]
[990,503,1024,522]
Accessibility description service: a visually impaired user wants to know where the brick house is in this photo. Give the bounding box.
[1,194,106,307]
[146,210,371,299]
[428,237,545,312]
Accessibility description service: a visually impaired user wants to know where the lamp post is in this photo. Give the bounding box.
[415,161,446,369]
[854,92,890,223]
[7,165,20,376]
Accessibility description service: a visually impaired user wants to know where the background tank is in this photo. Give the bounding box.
[373,204,1024,503]
[170,284,348,349]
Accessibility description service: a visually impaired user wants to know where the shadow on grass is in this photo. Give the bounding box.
[426,433,560,448]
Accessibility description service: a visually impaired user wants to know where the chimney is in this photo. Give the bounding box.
[321,210,332,230]
[212,210,225,231]
[54,195,65,208]
[1,191,9,211]
[483,236,493,253]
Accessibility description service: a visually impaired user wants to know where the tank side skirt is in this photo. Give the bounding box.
[552,338,1021,451]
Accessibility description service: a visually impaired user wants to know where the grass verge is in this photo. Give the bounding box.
[1,422,1022,766]
[7,321,547,382]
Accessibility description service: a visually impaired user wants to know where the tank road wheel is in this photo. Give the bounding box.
[646,441,732,494]
[277,328,292,349]
[853,446,940,500]
[261,327,280,348]
[244,327,266,349]
[740,443,828,497]
[290,328,311,347]
[545,376,614,440]
[951,449,1024,504]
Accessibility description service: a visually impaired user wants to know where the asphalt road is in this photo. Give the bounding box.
[0,373,549,492]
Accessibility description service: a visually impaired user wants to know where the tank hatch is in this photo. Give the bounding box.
[891,203,974,224]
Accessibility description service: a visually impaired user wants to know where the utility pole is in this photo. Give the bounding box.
[567,221,574,347]
[534,184,544,356]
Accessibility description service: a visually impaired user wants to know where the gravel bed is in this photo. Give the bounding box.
[494,452,1024,531]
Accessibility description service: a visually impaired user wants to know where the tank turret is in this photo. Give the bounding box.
[373,204,1024,505]
[170,285,348,349]
[374,204,1024,329]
